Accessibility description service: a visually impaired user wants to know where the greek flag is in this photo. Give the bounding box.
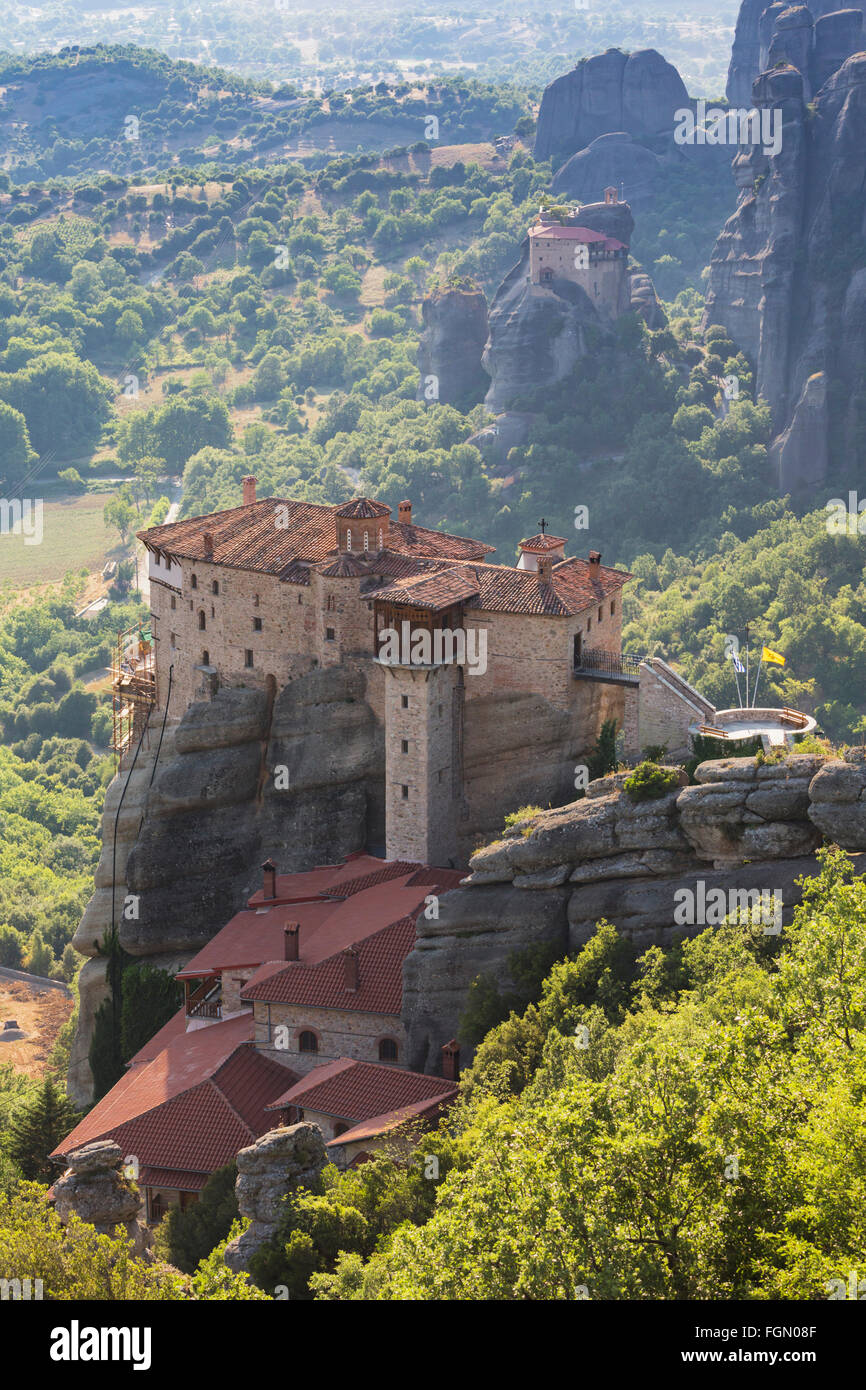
[732,655,745,673]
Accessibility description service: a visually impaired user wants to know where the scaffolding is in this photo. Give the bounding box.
[111,622,157,770]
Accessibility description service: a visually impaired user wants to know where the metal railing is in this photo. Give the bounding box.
[574,648,642,679]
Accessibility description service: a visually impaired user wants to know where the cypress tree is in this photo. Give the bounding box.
[7,1078,79,1182]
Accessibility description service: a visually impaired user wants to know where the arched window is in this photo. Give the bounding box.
[191,574,198,589]
[212,580,219,595]
[202,650,209,666]
[346,528,352,551]
[198,611,206,630]
[333,1122,349,1137]
[327,595,335,611]
[378,1037,398,1062]
[363,529,370,551]
[299,1030,318,1054]
[378,527,383,549]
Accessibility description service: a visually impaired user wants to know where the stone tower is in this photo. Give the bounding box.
[382,661,462,867]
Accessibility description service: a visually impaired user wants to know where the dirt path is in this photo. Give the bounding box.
[0,978,74,1078]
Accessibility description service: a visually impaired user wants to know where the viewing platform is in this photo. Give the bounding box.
[572,648,641,685]
[689,706,817,751]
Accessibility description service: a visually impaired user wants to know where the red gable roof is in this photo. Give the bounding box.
[51,1014,295,1174]
[240,915,416,1012]
[530,223,626,251]
[268,1058,456,1122]
[326,1094,454,1147]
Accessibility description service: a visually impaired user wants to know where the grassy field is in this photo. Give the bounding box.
[0,490,124,590]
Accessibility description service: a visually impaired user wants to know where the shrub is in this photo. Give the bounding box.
[623,761,681,801]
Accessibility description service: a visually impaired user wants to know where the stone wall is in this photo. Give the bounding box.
[253,1000,406,1075]
[401,753,866,1072]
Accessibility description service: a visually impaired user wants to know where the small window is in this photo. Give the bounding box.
[198,611,206,630]
[211,605,215,618]
[254,593,260,607]
[610,600,616,617]
[202,650,209,666]
[363,529,370,551]
[438,703,443,717]
[253,617,263,632]
[378,527,383,549]
[298,594,302,604]
[333,1122,349,1137]
[326,627,336,641]
[401,739,409,754]
[170,632,176,649]
[299,1030,318,1054]
[170,595,176,610]
[378,1038,398,1062]
[346,528,352,551]
[587,617,592,633]
[327,595,335,611]
[401,695,409,709]
[401,785,409,799]
[245,649,254,668]
[212,580,219,595]
[191,574,198,590]
[598,606,602,623]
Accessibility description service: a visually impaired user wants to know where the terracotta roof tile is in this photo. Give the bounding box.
[372,570,481,611]
[241,915,416,1012]
[140,501,493,574]
[373,555,630,618]
[138,1166,211,1191]
[268,1058,456,1121]
[519,533,567,552]
[326,1094,455,1146]
[335,498,391,519]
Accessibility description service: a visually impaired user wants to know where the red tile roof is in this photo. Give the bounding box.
[373,569,481,611]
[241,915,416,1012]
[52,1012,295,1175]
[139,499,493,575]
[530,223,626,251]
[519,533,567,552]
[374,555,631,618]
[335,498,391,519]
[138,1166,211,1191]
[326,1094,454,1147]
[179,859,448,981]
[268,1058,456,1122]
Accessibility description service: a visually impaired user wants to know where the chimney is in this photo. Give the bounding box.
[202,531,214,557]
[398,499,412,525]
[262,858,277,901]
[441,1038,460,1083]
[342,947,359,992]
[588,550,602,569]
[283,923,299,961]
[538,555,553,584]
[243,475,257,506]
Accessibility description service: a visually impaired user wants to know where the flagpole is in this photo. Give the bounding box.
[752,654,765,706]
[744,624,750,709]
[732,662,743,709]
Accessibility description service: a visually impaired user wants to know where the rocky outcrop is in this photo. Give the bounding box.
[417,286,490,408]
[402,752,866,1069]
[630,271,667,330]
[53,1140,152,1258]
[726,0,861,106]
[535,49,690,168]
[223,1124,327,1273]
[552,131,665,209]
[68,668,383,1106]
[704,53,866,480]
[768,371,829,489]
[808,758,866,843]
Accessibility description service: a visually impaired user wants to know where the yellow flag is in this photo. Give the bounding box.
[762,646,785,666]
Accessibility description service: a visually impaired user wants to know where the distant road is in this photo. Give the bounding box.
[0,965,72,995]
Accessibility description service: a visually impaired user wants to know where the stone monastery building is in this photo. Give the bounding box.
[140,479,709,865]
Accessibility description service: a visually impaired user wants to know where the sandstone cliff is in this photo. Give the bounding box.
[224,1124,327,1273]
[401,753,866,1072]
[534,49,690,169]
[727,0,863,106]
[417,286,490,408]
[704,54,866,489]
[53,1140,153,1259]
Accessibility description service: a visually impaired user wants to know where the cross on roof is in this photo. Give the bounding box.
[538,518,548,535]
